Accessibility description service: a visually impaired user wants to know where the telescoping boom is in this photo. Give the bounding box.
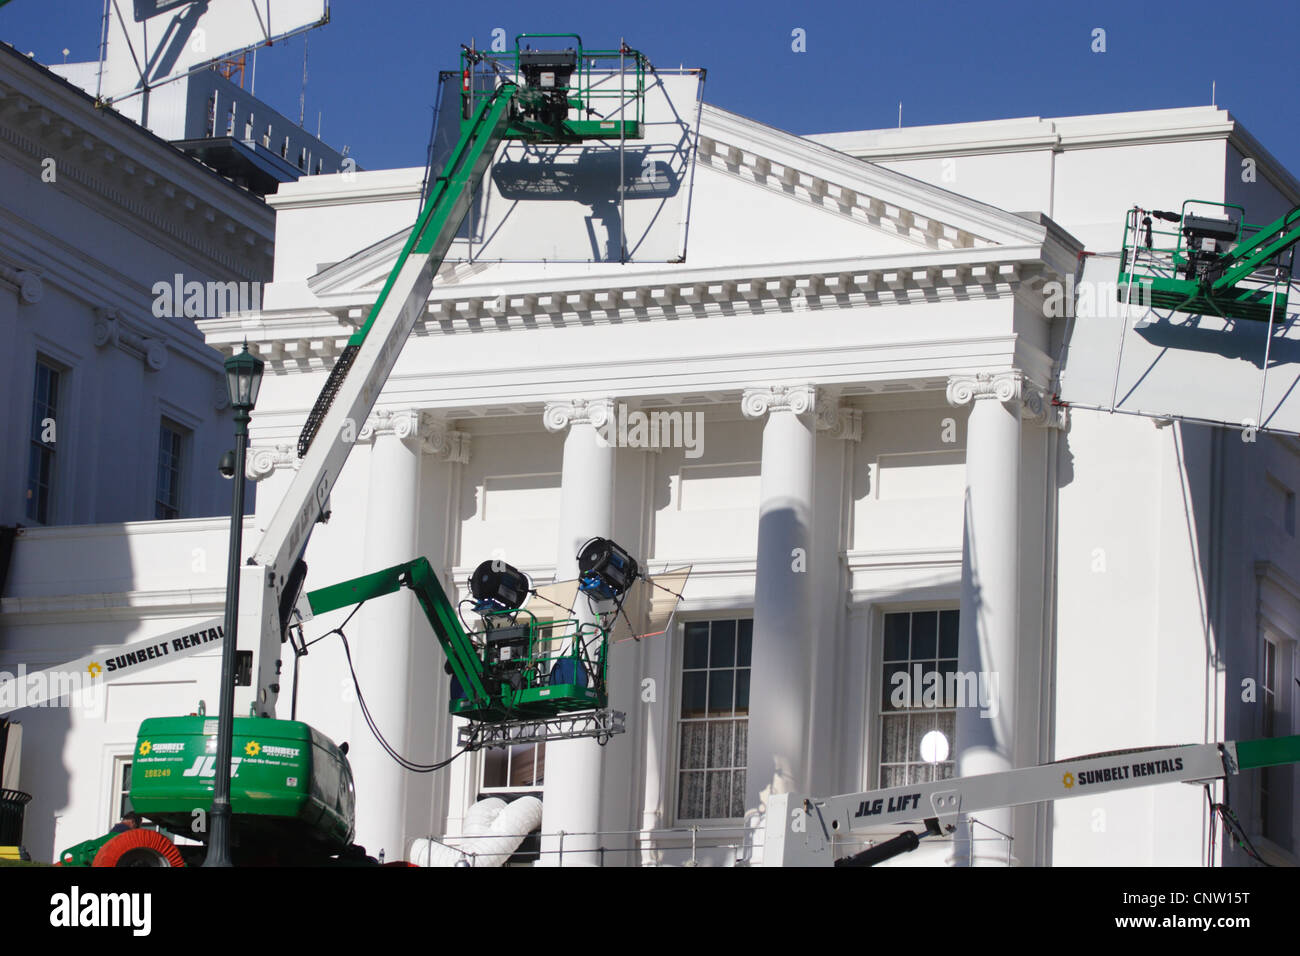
[237,37,651,718]
[762,734,1300,865]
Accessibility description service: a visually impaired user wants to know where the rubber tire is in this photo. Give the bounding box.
[92,829,185,868]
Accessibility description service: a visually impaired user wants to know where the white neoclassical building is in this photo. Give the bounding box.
[3,98,1299,867]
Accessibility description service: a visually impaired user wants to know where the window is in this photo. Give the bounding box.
[112,757,133,828]
[481,744,544,792]
[879,609,959,787]
[1261,637,1279,842]
[155,420,186,519]
[25,358,60,524]
[677,618,751,820]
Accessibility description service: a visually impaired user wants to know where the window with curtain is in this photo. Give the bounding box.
[879,609,959,788]
[677,618,751,820]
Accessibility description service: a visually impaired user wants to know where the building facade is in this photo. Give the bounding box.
[3,100,1298,867]
[0,43,274,531]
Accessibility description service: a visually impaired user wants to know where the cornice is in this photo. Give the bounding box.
[0,46,273,237]
[0,84,273,275]
[203,250,1049,363]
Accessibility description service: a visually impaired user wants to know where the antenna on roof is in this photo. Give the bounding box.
[898,101,902,128]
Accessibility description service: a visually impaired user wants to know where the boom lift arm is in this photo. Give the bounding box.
[235,38,650,718]
[295,556,613,728]
[762,733,1300,866]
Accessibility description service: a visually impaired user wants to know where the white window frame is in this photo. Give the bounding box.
[671,615,752,825]
[872,604,961,790]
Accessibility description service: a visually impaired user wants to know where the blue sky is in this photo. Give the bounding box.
[4,0,1299,177]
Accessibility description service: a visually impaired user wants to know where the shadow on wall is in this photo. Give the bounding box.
[0,518,214,862]
[488,145,682,263]
[745,504,811,813]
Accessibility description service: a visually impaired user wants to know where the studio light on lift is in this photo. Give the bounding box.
[468,559,531,613]
[577,537,639,600]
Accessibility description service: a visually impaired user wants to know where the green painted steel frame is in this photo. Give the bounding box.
[460,35,648,143]
[1116,199,1296,322]
[306,559,612,722]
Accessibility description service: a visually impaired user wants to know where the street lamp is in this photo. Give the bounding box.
[204,342,263,868]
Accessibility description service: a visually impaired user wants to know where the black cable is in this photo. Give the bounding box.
[322,601,467,775]
[1205,776,1271,865]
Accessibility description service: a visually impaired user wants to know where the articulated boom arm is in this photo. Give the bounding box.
[302,558,491,710]
[300,557,615,732]
[239,84,520,716]
[763,734,1300,866]
[1212,203,1300,292]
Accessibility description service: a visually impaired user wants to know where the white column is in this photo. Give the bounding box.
[946,371,1022,866]
[740,385,819,813]
[538,397,616,866]
[348,408,423,861]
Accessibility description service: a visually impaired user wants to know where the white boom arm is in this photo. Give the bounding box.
[240,84,518,716]
[761,739,1276,866]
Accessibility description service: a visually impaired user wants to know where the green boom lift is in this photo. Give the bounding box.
[1117,200,1300,323]
[57,35,655,866]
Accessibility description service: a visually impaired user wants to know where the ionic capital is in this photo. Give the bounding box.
[543,397,616,432]
[946,371,1024,407]
[741,384,818,420]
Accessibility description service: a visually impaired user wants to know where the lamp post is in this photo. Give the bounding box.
[205,343,263,868]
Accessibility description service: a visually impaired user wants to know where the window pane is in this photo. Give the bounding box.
[707,721,733,769]
[482,747,508,788]
[683,623,710,669]
[883,613,910,661]
[708,670,734,715]
[733,719,747,769]
[737,620,753,666]
[678,771,704,819]
[508,744,538,787]
[730,770,747,818]
[681,672,707,717]
[912,611,938,659]
[734,668,750,715]
[939,609,959,658]
[909,711,937,763]
[705,770,731,818]
[882,663,909,711]
[937,710,955,747]
[880,713,909,764]
[881,764,907,788]
[710,622,736,668]
[680,722,707,770]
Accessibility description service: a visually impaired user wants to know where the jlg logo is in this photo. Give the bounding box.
[181,755,242,778]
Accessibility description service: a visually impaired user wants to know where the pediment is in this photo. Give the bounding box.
[305,102,1055,305]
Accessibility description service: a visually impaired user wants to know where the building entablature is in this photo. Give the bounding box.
[0,46,274,274]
